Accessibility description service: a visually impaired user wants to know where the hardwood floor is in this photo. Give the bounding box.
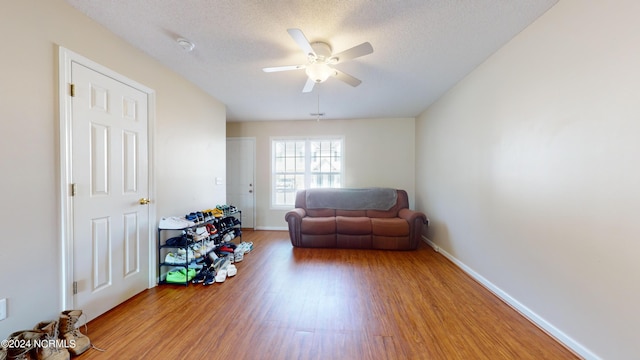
[79,230,578,359]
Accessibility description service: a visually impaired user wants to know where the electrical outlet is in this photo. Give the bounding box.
[0,298,7,321]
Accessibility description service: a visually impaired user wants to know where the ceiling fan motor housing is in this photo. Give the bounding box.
[310,41,332,62]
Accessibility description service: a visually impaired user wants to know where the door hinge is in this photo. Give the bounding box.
[70,83,75,97]
[70,183,77,196]
[73,281,78,295]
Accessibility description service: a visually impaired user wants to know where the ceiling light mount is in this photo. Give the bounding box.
[176,38,195,52]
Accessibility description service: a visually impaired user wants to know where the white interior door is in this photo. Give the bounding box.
[227,138,255,228]
[71,61,150,321]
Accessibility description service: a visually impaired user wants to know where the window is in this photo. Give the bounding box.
[272,137,343,207]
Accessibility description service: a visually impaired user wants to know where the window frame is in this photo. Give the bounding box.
[271,136,345,209]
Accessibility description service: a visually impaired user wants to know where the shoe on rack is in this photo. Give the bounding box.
[165,269,186,283]
[159,216,194,230]
[166,268,196,283]
[185,212,198,222]
[192,226,209,241]
[212,208,224,218]
[166,235,189,247]
[206,223,217,235]
[176,248,195,262]
[164,252,186,265]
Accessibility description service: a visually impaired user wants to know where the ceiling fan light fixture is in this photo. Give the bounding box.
[305,63,335,83]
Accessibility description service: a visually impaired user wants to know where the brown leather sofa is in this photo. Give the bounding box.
[285,188,428,250]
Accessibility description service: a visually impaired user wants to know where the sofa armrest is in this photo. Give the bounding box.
[398,208,427,225]
[285,208,307,247]
[285,208,306,222]
[398,208,428,249]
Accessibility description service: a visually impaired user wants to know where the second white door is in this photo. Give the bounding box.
[226,138,255,228]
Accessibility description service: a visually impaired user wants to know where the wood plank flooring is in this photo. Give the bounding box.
[79,230,578,359]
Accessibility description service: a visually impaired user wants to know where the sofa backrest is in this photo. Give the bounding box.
[294,189,409,218]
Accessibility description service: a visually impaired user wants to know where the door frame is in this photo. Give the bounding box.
[227,137,256,229]
[58,47,157,311]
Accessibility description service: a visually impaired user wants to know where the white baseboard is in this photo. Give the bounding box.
[421,236,598,360]
[255,226,288,231]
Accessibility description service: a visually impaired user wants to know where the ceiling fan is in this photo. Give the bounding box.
[263,28,374,93]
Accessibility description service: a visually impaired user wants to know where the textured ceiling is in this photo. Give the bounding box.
[64,0,557,122]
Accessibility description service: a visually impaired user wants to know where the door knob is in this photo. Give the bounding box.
[249,190,253,193]
[138,198,151,205]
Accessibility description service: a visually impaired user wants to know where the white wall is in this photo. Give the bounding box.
[416,0,640,358]
[227,118,416,229]
[0,0,226,337]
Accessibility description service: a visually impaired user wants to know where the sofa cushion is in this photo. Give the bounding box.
[371,218,409,236]
[336,216,371,235]
[335,209,367,217]
[305,208,336,217]
[301,217,336,234]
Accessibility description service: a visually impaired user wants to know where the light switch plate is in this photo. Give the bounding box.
[0,298,6,321]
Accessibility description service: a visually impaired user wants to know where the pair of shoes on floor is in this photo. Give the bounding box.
[237,242,253,254]
[192,266,215,285]
[216,260,237,283]
[5,310,94,358]
[166,268,197,283]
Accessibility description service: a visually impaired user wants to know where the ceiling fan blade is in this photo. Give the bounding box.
[333,69,362,87]
[287,28,316,58]
[262,64,305,73]
[330,42,373,63]
[302,77,316,93]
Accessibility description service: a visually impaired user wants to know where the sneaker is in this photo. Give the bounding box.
[176,248,195,262]
[219,245,235,253]
[185,212,198,222]
[166,235,189,246]
[211,257,228,272]
[215,269,227,283]
[159,216,195,229]
[166,268,196,283]
[203,269,216,285]
[192,227,209,241]
[206,223,218,235]
[227,264,237,277]
[192,266,209,284]
[212,208,224,218]
[234,248,244,263]
[236,242,252,254]
[164,252,186,264]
